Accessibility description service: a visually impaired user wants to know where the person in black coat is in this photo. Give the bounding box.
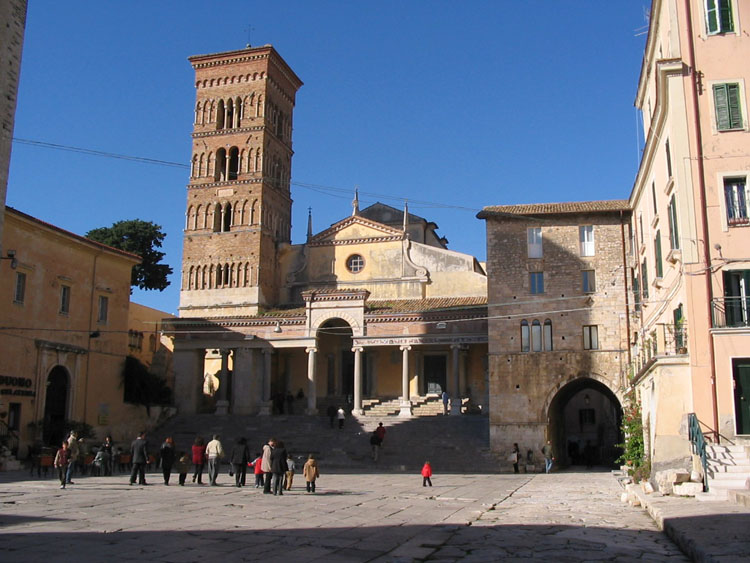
[229,437,250,488]
[160,437,175,485]
[270,440,288,495]
[129,431,149,486]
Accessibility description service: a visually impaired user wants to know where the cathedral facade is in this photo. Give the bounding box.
[169,46,488,418]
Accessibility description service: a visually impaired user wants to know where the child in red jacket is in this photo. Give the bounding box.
[421,461,432,487]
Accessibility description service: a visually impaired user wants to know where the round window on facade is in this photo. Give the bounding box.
[346,254,365,273]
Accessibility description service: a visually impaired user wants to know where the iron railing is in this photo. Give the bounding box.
[687,413,708,493]
[631,323,688,377]
[712,296,750,328]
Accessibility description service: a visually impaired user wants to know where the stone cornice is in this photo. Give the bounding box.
[35,339,87,355]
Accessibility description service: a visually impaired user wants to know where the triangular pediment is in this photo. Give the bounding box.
[309,215,405,246]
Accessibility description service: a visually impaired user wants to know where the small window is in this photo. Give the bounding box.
[639,214,644,245]
[531,320,542,352]
[651,182,658,215]
[527,228,542,258]
[521,320,529,352]
[582,270,596,293]
[579,226,594,256]
[714,83,743,131]
[8,403,20,431]
[60,285,71,314]
[724,177,749,226]
[583,325,599,350]
[346,254,365,273]
[579,408,596,427]
[529,272,544,294]
[14,272,26,304]
[632,269,641,312]
[665,139,673,178]
[641,260,649,299]
[543,319,553,351]
[706,0,734,35]
[668,195,680,248]
[98,295,109,324]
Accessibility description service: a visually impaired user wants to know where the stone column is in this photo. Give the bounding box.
[399,345,412,418]
[258,349,272,416]
[173,348,205,416]
[231,347,254,415]
[306,347,318,415]
[215,349,230,415]
[451,344,461,416]
[352,346,363,415]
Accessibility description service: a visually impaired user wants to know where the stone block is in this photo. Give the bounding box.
[654,468,689,494]
[641,481,654,494]
[672,482,704,497]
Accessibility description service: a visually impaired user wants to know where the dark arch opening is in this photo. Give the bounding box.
[547,378,622,469]
[43,366,69,447]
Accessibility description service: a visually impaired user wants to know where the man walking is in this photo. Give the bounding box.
[441,390,449,415]
[129,431,149,486]
[65,431,79,485]
[206,434,224,486]
[542,440,555,474]
[261,438,274,494]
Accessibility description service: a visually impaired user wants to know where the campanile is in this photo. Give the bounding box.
[179,46,302,317]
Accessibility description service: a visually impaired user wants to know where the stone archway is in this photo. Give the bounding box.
[43,366,69,447]
[316,318,356,403]
[546,378,622,468]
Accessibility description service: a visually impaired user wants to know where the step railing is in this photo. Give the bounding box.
[687,412,708,493]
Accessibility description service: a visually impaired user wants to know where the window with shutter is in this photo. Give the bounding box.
[724,177,749,226]
[706,0,735,35]
[655,231,663,278]
[714,83,743,131]
[668,196,680,249]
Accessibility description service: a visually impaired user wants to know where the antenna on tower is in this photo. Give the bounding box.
[245,24,255,48]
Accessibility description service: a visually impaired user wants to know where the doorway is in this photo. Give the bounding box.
[423,355,447,395]
[43,366,69,446]
[734,359,750,435]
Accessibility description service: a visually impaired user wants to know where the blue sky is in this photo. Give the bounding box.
[7,1,649,314]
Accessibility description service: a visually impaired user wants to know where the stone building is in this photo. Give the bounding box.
[0,0,26,254]
[170,46,489,418]
[0,207,143,454]
[629,0,750,472]
[478,201,632,467]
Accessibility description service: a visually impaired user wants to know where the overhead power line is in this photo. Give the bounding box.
[11,137,483,213]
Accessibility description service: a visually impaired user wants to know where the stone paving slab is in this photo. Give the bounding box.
[0,469,700,561]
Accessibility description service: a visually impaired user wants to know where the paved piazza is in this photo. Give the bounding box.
[0,470,686,562]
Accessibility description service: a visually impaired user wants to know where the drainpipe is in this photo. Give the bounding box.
[683,0,720,441]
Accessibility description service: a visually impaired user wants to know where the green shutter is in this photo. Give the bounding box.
[727,83,743,129]
[655,231,663,278]
[668,196,680,249]
[715,83,743,131]
[706,0,719,33]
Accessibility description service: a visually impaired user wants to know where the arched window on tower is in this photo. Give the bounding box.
[521,320,530,352]
[212,203,222,232]
[256,94,263,117]
[215,148,227,181]
[223,263,230,286]
[207,151,214,178]
[187,266,193,290]
[250,200,258,225]
[235,96,243,126]
[226,98,234,129]
[201,265,207,289]
[186,206,194,230]
[254,148,261,172]
[216,99,225,130]
[544,319,553,351]
[191,154,198,178]
[223,202,232,232]
[531,320,542,352]
[198,153,204,177]
[244,263,249,286]
[228,147,239,180]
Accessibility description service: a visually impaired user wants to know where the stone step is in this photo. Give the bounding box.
[707,463,750,473]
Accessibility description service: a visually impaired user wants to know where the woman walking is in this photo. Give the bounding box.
[191,436,206,484]
[160,437,175,485]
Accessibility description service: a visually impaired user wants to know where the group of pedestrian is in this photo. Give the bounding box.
[508,440,555,474]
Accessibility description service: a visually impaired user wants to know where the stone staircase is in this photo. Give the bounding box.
[697,444,750,503]
[362,395,467,417]
[153,412,503,473]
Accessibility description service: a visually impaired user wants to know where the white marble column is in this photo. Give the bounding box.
[258,349,273,416]
[399,345,412,418]
[306,347,318,415]
[450,344,462,416]
[215,349,230,415]
[352,346,364,415]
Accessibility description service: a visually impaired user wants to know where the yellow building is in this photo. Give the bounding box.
[0,206,172,458]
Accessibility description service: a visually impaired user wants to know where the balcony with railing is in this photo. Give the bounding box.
[631,322,688,382]
[712,296,750,328]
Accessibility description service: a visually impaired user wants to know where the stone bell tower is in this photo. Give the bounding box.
[179,45,302,317]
